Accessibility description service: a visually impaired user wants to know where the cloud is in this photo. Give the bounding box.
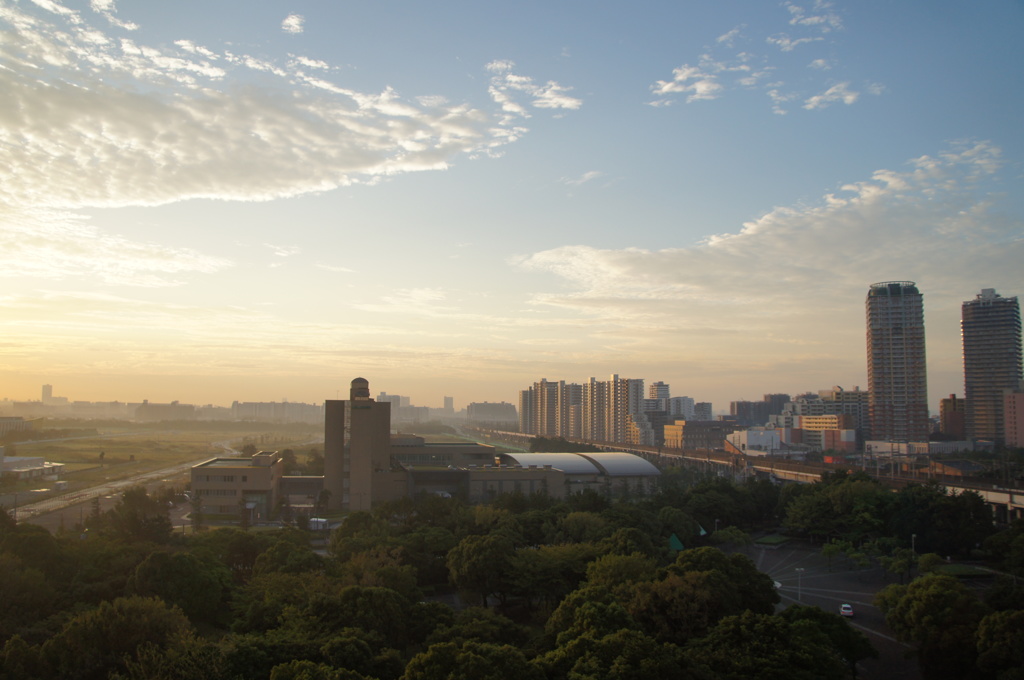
[265,244,301,258]
[651,64,724,101]
[803,82,858,109]
[316,263,355,273]
[785,1,842,32]
[766,33,823,52]
[0,207,231,286]
[562,171,604,186]
[0,6,573,212]
[487,60,582,114]
[716,27,743,47]
[281,14,304,34]
[0,3,579,285]
[513,142,1020,369]
[650,2,857,113]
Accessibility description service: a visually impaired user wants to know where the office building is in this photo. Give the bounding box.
[939,394,966,440]
[1005,384,1024,449]
[866,281,929,442]
[648,382,670,400]
[962,289,1022,444]
[324,377,392,511]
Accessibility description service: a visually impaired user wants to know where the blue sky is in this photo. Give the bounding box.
[1,0,1022,411]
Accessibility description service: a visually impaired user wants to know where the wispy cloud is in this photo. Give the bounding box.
[513,142,1019,376]
[486,60,582,117]
[265,244,301,258]
[650,1,863,113]
[562,171,605,186]
[316,263,355,273]
[785,1,842,32]
[281,14,304,35]
[0,4,579,286]
[766,34,823,52]
[803,82,859,109]
[0,208,231,286]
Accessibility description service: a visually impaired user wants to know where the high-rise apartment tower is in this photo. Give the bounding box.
[866,281,929,442]
[962,289,1022,444]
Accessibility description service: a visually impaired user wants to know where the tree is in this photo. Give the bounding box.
[402,641,543,680]
[509,542,601,607]
[975,609,1024,680]
[190,492,204,533]
[584,552,658,589]
[537,628,698,680]
[684,611,847,680]
[875,573,989,679]
[128,551,232,625]
[779,605,877,677]
[269,659,372,680]
[40,596,193,680]
[101,486,174,544]
[306,448,325,476]
[669,547,779,615]
[280,449,299,475]
[425,607,529,648]
[627,569,739,645]
[446,533,515,606]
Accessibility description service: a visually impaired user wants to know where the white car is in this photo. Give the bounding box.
[840,604,854,617]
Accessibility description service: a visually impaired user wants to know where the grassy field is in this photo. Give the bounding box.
[5,427,322,497]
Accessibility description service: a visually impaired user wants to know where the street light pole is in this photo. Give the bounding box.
[796,567,805,602]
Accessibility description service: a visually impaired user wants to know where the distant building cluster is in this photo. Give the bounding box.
[512,283,1022,458]
[516,375,711,448]
[192,378,660,517]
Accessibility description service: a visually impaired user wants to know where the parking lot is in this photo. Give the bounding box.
[737,541,920,679]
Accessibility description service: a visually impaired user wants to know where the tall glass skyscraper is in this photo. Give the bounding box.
[866,281,929,442]
[962,289,1022,444]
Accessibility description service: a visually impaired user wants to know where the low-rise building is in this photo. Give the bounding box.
[191,451,284,521]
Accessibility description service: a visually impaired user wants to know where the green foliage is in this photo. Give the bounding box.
[975,609,1024,680]
[446,532,515,606]
[89,486,173,544]
[269,659,373,680]
[127,550,232,625]
[40,596,193,680]
[425,607,528,648]
[669,547,779,616]
[537,628,696,680]
[402,640,542,680]
[584,552,658,589]
[683,610,847,680]
[875,573,989,679]
[778,605,877,670]
[188,526,276,583]
[508,542,602,606]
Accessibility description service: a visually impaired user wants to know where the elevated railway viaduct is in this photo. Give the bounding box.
[468,428,1024,523]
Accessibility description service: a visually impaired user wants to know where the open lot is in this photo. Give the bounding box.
[2,426,321,523]
[737,541,925,680]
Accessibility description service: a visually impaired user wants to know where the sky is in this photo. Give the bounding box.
[1,0,1022,412]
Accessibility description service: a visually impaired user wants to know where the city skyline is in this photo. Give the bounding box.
[3,1,1023,411]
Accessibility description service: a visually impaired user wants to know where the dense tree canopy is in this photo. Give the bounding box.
[1,469,1018,680]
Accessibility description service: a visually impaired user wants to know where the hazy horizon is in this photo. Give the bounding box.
[3,1,1021,415]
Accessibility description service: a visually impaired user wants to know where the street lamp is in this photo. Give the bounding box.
[796,568,805,602]
[912,533,917,553]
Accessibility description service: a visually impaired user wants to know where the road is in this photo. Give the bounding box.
[737,541,920,680]
[6,439,241,524]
